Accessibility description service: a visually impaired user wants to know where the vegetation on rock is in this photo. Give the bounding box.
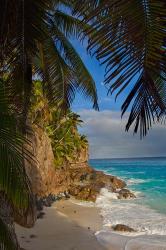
[30,80,88,167]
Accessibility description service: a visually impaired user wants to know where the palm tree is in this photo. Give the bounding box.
[0,0,98,122]
[1,1,166,133]
[30,80,52,126]
[72,0,166,137]
[0,79,34,249]
[46,110,80,167]
[0,2,99,248]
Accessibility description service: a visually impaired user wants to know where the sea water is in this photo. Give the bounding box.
[89,157,166,236]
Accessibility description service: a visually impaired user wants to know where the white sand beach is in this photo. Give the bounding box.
[16,199,106,250]
[16,199,166,250]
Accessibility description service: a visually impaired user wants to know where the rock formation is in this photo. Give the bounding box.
[112,224,136,232]
[25,125,133,202]
[10,124,136,249]
[117,188,136,199]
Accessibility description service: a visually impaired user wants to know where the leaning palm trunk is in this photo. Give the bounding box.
[0,193,20,250]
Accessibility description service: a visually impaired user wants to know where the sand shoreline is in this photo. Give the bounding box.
[16,198,166,250]
[16,198,106,250]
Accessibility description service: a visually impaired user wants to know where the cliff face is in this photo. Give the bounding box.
[26,125,70,196]
[25,125,128,202]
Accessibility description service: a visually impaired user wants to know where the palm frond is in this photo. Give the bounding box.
[73,0,166,135]
[51,24,99,109]
[0,79,34,222]
[53,10,84,38]
[122,73,166,137]
[36,27,99,110]
[0,0,52,123]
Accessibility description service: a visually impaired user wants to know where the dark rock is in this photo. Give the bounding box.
[113,224,136,232]
[41,194,56,207]
[117,189,136,199]
[68,182,105,202]
[64,191,70,199]
[30,234,37,238]
[36,198,44,211]
[37,212,45,219]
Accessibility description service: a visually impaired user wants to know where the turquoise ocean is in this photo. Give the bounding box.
[89,157,166,235]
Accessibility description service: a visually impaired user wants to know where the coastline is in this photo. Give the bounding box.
[16,199,106,250]
[15,158,166,250]
[16,198,166,250]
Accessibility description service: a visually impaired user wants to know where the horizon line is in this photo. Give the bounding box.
[89,156,166,160]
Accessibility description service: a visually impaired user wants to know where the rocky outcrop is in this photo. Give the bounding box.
[117,188,136,199]
[25,125,57,197]
[25,125,134,203]
[68,167,126,201]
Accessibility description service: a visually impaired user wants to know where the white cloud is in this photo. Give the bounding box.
[78,109,166,159]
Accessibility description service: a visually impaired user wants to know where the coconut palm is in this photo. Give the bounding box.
[1,1,166,133]
[46,110,84,167]
[0,79,34,250]
[0,0,101,247]
[0,1,99,248]
[72,0,166,137]
[0,0,98,123]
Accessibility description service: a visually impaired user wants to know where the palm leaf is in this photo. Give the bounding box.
[0,79,34,223]
[73,0,166,135]
[36,29,98,109]
[0,0,51,123]
[51,24,99,109]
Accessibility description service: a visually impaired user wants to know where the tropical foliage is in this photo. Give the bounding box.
[72,0,166,137]
[31,80,88,167]
[0,79,34,250]
[0,0,98,118]
[46,112,88,167]
[0,1,98,248]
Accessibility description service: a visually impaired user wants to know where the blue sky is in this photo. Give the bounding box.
[71,40,166,159]
[72,39,125,112]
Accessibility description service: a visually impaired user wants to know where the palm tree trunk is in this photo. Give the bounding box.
[0,193,20,249]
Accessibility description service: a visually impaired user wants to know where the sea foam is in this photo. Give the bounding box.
[95,188,166,236]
